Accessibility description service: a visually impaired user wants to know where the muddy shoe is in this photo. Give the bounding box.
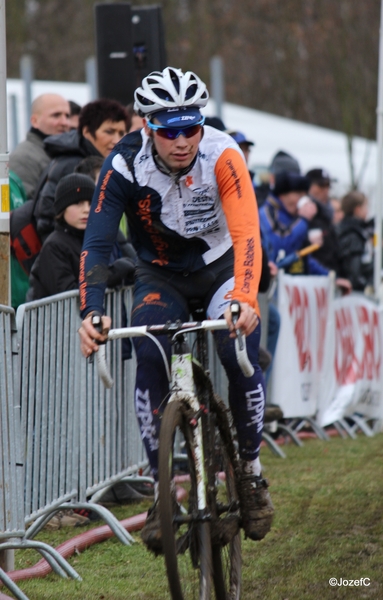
[141,500,163,555]
[264,404,284,423]
[238,474,274,541]
[141,493,181,555]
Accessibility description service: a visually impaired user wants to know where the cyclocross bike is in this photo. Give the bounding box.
[94,301,254,600]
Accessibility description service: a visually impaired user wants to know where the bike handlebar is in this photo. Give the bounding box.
[92,305,254,388]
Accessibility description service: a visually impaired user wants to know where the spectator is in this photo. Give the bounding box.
[330,197,344,225]
[68,100,82,130]
[305,168,340,272]
[28,173,135,301]
[204,116,226,131]
[337,191,374,292]
[9,93,70,199]
[74,155,104,184]
[126,102,145,132]
[227,130,255,167]
[260,171,328,275]
[256,150,301,207]
[9,171,30,309]
[35,99,129,241]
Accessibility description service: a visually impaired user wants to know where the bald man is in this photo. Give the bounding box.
[9,93,70,199]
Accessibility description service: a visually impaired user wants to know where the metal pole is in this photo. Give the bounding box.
[210,56,225,121]
[374,0,383,299]
[0,0,10,308]
[20,54,33,129]
[10,94,19,150]
[85,56,98,101]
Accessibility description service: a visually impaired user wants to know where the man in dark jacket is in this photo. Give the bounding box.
[35,99,128,240]
[305,167,340,272]
[337,191,374,292]
[9,93,70,199]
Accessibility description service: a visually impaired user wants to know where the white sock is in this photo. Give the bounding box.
[243,457,262,477]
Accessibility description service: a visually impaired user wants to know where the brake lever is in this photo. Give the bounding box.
[230,300,243,351]
[89,312,105,364]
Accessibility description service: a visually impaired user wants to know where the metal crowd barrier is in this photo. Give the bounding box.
[0,306,24,542]
[15,290,139,544]
[0,304,80,600]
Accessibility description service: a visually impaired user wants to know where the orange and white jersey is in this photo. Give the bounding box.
[80,125,262,316]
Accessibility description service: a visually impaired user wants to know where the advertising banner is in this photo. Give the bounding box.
[317,295,383,426]
[270,273,333,418]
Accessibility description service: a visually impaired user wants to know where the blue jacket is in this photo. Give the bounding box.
[259,194,328,276]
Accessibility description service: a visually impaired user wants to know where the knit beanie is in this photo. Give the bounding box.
[269,150,300,175]
[272,172,310,196]
[54,173,95,216]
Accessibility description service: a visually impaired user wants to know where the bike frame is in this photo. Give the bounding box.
[95,316,253,513]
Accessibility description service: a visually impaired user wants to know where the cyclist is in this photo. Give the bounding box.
[78,67,274,551]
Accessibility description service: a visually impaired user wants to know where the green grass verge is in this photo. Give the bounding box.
[9,433,383,599]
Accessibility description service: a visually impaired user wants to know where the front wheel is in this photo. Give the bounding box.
[158,399,212,600]
[209,397,242,600]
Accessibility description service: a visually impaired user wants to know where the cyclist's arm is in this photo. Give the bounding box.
[79,157,130,319]
[78,156,131,357]
[215,148,262,332]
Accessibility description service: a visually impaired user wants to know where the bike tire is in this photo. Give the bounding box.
[158,399,212,600]
[209,397,242,600]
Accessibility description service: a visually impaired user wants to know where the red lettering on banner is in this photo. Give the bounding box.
[334,306,381,385]
[334,308,357,384]
[285,285,312,372]
[315,287,328,371]
[356,306,380,380]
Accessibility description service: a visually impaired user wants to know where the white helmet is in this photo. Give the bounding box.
[134,67,209,116]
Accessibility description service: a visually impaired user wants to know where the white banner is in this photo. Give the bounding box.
[270,272,333,418]
[317,295,383,426]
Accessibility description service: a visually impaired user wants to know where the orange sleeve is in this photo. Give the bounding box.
[215,148,262,314]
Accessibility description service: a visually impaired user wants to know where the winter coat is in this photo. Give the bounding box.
[35,131,102,240]
[336,216,374,291]
[308,198,340,272]
[27,220,135,301]
[259,194,328,276]
[9,129,51,200]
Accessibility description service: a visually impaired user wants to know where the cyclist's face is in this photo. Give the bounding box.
[145,120,202,172]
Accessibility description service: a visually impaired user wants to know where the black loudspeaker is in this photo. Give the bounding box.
[94,3,135,105]
[94,3,167,106]
[131,4,167,91]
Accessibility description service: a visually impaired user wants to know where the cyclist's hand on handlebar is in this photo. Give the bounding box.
[224,301,259,338]
[78,313,111,358]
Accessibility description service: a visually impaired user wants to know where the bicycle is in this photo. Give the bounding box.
[94,301,254,600]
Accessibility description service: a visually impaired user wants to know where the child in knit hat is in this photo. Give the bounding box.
[27,173,135,300]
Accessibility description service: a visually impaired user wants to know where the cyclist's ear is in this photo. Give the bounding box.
[143,119,152,138]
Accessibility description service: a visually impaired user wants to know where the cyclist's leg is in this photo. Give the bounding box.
[207,277,274,541]
[131,276,189,481]
[131,276,192,553]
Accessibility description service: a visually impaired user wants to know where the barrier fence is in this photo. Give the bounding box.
[0,277,381,598]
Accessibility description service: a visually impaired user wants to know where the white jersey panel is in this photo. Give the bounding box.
[130,126,242,265]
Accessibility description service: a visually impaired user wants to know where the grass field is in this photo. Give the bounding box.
[8,432,383,599]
